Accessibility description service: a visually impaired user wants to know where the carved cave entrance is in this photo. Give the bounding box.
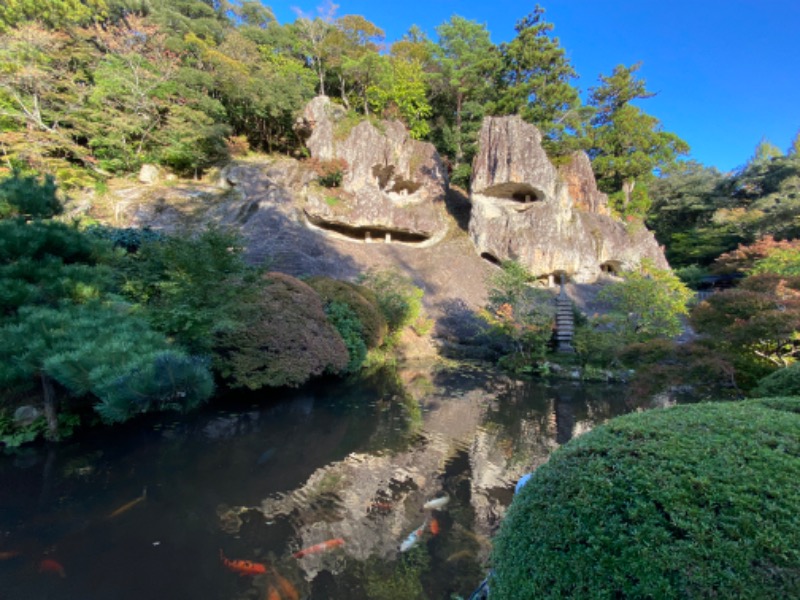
[305,213,431,244]
[482,182,545,205]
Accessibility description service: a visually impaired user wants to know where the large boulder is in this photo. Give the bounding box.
[297,96,449,246]
[469,116,668,283]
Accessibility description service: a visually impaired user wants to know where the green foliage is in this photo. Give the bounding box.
[433,15,501,168]
[597,260,692,342]
[751,247,800,276]
[363,547,430,600]
[367,56,432,139]
[358,269,425,336]
[588,63,689,214]
[119,226,263,355]
[674,264,710,290]
[325,300,367,373]
[495,6,583,150]
[481,261,555,371]
[93,351,214,423]
[752,363,800,398]
[215,272,348,389]
[84,225,165,253]
[0,170,62,220]
[491,399,800,599]
[0,218,114,316]
[305,276,387,349]
[304,157,348,188]
[0,0,108,31]
[0,301,212,422]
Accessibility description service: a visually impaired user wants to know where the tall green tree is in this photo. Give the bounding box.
[367,56,432,139]
[496,6,584,151]
[433,16,501,176]
[588,63,689,215]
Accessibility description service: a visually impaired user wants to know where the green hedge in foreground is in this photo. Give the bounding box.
[491,398,800,599]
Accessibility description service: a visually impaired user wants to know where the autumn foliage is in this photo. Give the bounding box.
[216,272,348,389]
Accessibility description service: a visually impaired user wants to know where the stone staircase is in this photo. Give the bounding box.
[554,284,575,353]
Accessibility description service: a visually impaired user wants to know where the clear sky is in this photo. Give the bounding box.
[268,0,800,173]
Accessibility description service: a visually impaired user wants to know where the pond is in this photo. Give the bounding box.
[0,363,667,600]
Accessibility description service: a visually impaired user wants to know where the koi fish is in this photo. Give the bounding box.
[399,521,427,552]
[272,570,300,600]
[219,549,267,576]
[429,518,440,536]
[0,550,21,560]
[422,495,449,510]
[107,487,147,519]
[266,584,281,600]
[292,537,344,559]
[38,558,66,578]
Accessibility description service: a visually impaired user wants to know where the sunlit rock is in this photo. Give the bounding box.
[298,96,450,247]
[469,115,669,282]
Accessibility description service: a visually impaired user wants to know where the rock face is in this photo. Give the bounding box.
[297,96,449,246]
[469,116,668,283]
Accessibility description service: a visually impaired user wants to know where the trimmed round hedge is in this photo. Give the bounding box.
[491,398,800,599]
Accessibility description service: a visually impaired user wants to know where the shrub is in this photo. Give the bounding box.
[0,170,62,220]
[225,135,250,157]
[325,301,367,373]
[304,157,348,188]
[305,276,387,349]
[215,272,349,389]
[358,269,425,336]
[752,363,800,397]
[480,261,555,371]
[491,399,800,599]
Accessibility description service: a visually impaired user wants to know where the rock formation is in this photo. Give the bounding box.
[297,96,449,246]
[469,116,669,283]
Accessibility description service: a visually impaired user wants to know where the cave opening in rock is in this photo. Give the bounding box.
[305,213,430,244]
[482,182,544,203]
[481,252,502,266]
[600,260,623,276]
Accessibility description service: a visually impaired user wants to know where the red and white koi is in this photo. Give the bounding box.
[399,521,428,552]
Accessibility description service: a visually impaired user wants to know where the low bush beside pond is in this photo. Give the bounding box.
[491,397,800,599]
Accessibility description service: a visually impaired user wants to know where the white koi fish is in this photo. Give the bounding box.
[399,521,427,552]
[422,495,449,511]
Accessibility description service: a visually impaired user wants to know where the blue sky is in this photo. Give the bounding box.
[269,1,800,173]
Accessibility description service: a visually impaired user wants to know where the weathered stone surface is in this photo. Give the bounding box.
[469,116,668,283]
[298,96,449,246]
[138,164,161,184]
[471,116,559,203]
[558,151,610,215]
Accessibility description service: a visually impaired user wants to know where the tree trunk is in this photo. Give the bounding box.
[621,179,636,210]
[41,372,59,442]
[455,93,464,165]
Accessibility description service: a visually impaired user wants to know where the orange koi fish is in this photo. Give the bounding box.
[292,537,344,559]
[107,487,147,519]
[219,549,267,576]
[0,550,21,561]
[272,571,299,600]
[38,558,66,578]
[266,584,281,600]
[429,518,440,536]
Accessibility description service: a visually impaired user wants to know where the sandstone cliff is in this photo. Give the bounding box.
[298,96,449,246]
[469,116,669,283]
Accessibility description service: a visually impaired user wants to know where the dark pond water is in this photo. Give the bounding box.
[0,363,667,600]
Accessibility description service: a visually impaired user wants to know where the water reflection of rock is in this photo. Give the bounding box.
[220,366,639,582]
